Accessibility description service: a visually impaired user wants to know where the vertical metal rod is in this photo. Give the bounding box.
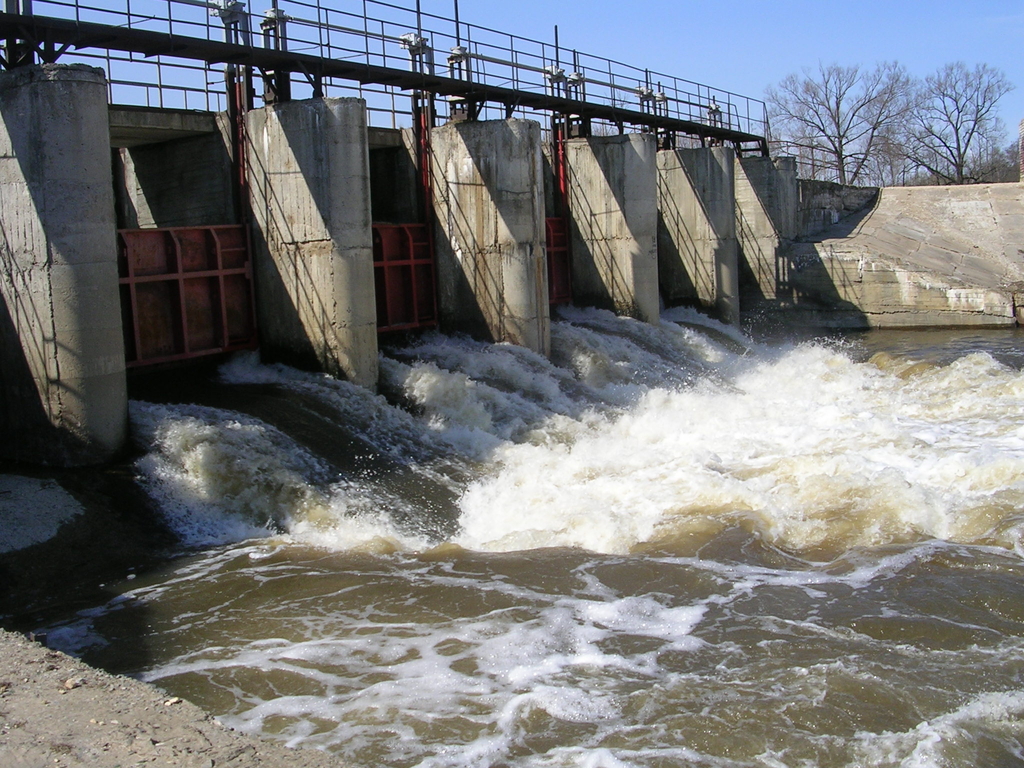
[454,0,461,47]
[554,25,559,71]
[362,0,369,66]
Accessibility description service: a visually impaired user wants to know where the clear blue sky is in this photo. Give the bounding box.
[450,0,1023,144]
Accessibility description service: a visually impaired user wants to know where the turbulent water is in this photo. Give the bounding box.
[43,308,1024,767]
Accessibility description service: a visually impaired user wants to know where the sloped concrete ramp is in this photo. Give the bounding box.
[783,183,1024,327]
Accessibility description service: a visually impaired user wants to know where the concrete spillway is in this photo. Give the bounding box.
[774,183,1024,328]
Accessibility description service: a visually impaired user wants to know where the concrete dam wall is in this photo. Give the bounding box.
[3,63,1024,467]
[744,172,1024,328]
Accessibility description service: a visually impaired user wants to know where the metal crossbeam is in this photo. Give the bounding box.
[0,7,768,152]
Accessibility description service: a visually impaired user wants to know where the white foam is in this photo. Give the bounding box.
[852,690,1024,767]
[454,335,1024,557]
[136,311,1024,560]
[130,402,427,551]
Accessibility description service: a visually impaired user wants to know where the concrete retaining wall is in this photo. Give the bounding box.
[114,114,236,229]
[566,134,659,324]
[796,179,878,239]
[657,146,738,324]
[781,243,1015,328]
[773,183,1024,328]
[246,97,378,388]
[430,118,550,355]
[0,64,127,465]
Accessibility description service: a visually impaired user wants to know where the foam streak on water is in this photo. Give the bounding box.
[60,310,1024,766]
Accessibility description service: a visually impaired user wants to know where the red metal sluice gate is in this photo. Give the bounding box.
[373,223,438,332]
[118,225,258,367]
[546,217,572,306]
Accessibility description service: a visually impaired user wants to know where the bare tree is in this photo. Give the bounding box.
[976,139,1020,183]
[906,62,1013,184]
[766,62,915,185]
[864,128,918,187]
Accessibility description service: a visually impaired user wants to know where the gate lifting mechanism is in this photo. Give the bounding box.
[118,225,258,367]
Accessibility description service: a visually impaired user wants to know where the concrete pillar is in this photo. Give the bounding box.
[657,146,739,325]
[735,156,798,305]
[0,64,127,466]
[246,97,378,389]
[1019,119,1024,183]
[430,118,550,356]
[565,133,659,323]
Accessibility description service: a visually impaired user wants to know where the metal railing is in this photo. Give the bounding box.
[4,0,768,139]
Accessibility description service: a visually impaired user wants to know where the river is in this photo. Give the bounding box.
[38,307,1024,767]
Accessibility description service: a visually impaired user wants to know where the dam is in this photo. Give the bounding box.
[4,0,1022,469]
[4,6,1024,765]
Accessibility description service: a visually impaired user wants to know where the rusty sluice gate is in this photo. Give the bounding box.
[545,218,572,306]
[118,225,257,367]
[373,223,437,332]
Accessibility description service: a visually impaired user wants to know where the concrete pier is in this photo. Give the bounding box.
[565,134,659,324]
[735,156,798,306]
[0,64,127,466]
[657,146,739,324]
[246,97,378,388]
[430,118,550,355]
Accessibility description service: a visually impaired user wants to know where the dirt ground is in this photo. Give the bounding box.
[0,628,345,768]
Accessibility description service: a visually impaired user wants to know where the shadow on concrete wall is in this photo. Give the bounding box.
[737,163,873,328]
[657,154,712,311]
[0,271,82,464]
[246,144,325,375]
[795,181,879,240]
[369,137,420,224]
[246,100,359,377]
[735,202,777,308]
[0,87,99,465]
[540,144,558,220]
[567,135,654,320]
[431,120,539,344]
[115,126,236,230]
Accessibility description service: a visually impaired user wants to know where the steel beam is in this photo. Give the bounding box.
[0,12,767,151]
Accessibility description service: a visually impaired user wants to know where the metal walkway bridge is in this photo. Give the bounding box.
[0,0,769,153]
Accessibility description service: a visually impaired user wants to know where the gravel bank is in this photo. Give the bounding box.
[0,628,345,767]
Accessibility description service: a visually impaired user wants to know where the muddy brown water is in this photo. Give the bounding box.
[13,312,1024,767]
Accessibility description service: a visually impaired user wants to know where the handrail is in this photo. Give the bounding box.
[1,0,769,146]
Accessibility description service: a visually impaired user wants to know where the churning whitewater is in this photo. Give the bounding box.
[47,309,1024,767]
[133,307,1024,559]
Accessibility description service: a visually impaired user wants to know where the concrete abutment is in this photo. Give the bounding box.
[0,64,127,466]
